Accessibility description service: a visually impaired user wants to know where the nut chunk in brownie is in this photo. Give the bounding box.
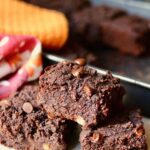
[0,85,68,150]
[80,110,147,150]
[38,60,125,128]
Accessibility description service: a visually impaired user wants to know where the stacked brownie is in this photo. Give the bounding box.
[38,59,125,128]
[0,60,147,149]
[71,5,150,56]
[37,59,147,149]
[0,84,70,150]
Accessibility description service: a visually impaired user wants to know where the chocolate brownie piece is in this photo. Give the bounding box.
[0,84,68,150]
[70,5,127,44]
[80,110,147,150]
[38,60,125,128]
[23,0,91,18]
[100,15,150,56]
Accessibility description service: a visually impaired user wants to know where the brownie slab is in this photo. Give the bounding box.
[80,110,147,150]
[0,84,68,150]
[38,60,125,128]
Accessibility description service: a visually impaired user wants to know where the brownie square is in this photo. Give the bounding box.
[38,61,125,128]
[0,84,68,150]
[100,15,150,56]
[80,110,147,150]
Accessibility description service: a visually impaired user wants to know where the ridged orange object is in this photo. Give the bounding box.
[0,0,69,49]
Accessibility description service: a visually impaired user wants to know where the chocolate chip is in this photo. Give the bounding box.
[91,132,102,143]
[22,102,33,113]
[84,85,93,96]
[72,67,84,77]
[74,58,86,66]
[135,125,144,137]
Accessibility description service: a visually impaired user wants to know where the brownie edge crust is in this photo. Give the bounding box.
[38,60,125,128]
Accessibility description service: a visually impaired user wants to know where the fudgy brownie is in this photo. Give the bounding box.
[23,0,91,17]
[70,5,127,44]
[38,60,125,128]
[80,110,147,150]
[100,15,150,56]
[0,84,68,150]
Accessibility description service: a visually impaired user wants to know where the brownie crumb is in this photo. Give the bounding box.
[71,5,150,56]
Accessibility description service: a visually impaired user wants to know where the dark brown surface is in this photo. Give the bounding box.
[100,15,150,56]
[38,61,125,128]
[53,40,98,65]
[23,0,91,18]
[80,110,147,150]
[70,5,127,45]
[71,5,150,56]
[0,84,68,150]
